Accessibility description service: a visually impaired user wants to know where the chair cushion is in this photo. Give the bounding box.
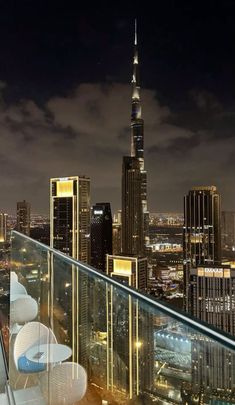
[18,355,46,373]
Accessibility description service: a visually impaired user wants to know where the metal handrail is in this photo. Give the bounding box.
[0,331,8,380]
[5,382,16,405]
[0,331,15,404]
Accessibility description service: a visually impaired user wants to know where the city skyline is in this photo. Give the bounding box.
[1,5,235,404]
[1,5,235,213]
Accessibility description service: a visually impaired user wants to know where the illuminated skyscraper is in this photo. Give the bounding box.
[105,22,153,401]
[122,20,149,255]
[0,213,8,243]
[183,186,221,266]
[91,202,112,272]
[112,213,122,255]
[50,176,91,371]
[113,210,122,224]
[122,156,144,256]
[183,186,221,310]
[221,211,235,253]
[184,191,234,401]
[106,254,147,290]
[16,200,31,236]
[131,21,148,239]
[190,336,235,403]
[106,254,151,400]
[50,176,90,263]
[188,264,235,334]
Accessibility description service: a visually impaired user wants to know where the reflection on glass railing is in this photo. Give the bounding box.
[8,231,235,404]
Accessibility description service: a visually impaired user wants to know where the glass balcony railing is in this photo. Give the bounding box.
[3,230,235,404]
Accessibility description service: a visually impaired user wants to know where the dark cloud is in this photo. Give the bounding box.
[147,133,200,156]
[190,90,222,112]
[117,126,129,141]
[0,82,234,213]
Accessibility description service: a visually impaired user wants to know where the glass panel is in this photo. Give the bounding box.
[9,231,235,404]
[0,251,10,369]
[9,233,49,403]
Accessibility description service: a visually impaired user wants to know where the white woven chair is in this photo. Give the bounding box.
[41,362,87,405]
[11,281,27,295]
[10,272,18,282]
[13,322,57,388]
[10,296,38,335]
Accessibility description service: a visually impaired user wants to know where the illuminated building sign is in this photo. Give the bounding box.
[56,180,74,197]
[94,210,103,215]
[113,259,132,275]
[197,267,230,278]
[190,234,203,243]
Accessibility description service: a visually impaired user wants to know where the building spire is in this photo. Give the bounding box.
[134,18,137,46]
[131,19,141,116]
[131,19,143,160]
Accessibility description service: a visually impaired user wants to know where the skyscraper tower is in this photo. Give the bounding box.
[122,156,144,256]
[131,20,144,163]
[16,200,31,236]
[122,20,149,255]
[0,213,8,243]
[50,176,91,370]
[132,21,149,245]
[105,23,152,401]
[183,186,235,402]
[50,176,90,263]
[183,186,221,311]
[183,186,221,268]
[91,202,112,272]
[112,210,122,255]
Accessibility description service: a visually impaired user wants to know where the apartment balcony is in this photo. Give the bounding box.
[0,230,234,404]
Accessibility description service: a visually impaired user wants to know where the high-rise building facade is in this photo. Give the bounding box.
[106,254,152,401]
[113,210,122,224]
[106,254,147,290]
[50,176,90,263]
[50,176,91,372]
[30,224,50,246]
[184,192,234,402]
[112,212,122,255]
[105,23,153,401]
[188,264,235,335]
[122,156,144,256]
[0,213,8,243]
[183,186,221,267]
[90,202,112,272]
[183,186,221,310]
[122,20,149,255]
[221,211,235,252]
[16,200,31,236]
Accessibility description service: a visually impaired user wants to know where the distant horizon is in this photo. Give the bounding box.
[5,208,235,218]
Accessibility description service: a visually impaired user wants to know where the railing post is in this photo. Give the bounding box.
[47,250,54,331]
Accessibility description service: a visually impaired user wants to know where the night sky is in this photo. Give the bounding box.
[1,1,235,213]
